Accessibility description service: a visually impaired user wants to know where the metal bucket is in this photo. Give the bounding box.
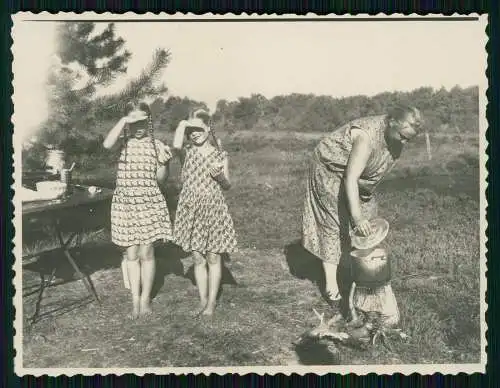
[350,247,391,288]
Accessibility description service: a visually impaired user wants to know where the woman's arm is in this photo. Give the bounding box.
[103,117,128,149]
[343,133,373,236]
[222,153,230,183]
[156,141,172,181]
[172,120,188,150]
[214,138,230,182]
[156,140,172,164]
[218,155,231,190]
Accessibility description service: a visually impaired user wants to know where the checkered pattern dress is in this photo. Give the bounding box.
[173,147,237,254]
[110,137,173,247]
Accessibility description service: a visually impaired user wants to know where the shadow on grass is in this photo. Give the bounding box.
[25,298,95,329]
[293,337,341,365]
[283,240,325,290]
[183,254,239,301]
[23,243,122,283]
[23,241,187,299]
[151,243,189,299]
[283,240,354,316]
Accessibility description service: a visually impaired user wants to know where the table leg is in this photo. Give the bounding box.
[62,248,101,304]
[55,228,101,305]
[29,267,57,326]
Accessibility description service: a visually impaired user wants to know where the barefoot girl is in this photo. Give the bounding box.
[172,110,237,316]
[103,102,173,319]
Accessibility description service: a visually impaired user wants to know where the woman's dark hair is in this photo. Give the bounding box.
[190,107,211,125]
[124,101,152,117]
[387,105,424,132]
[138,102,152,117]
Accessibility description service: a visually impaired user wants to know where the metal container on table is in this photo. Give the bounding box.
[60,168,73,195]
[45,149,65,174]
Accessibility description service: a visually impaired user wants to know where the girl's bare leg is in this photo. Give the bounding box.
[139,244,156,316]
[126,245,141,319]
[203,252,221,316]
[193,251,208,314]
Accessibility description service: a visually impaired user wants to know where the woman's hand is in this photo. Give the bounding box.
[209,150,228,177]
[122,116,135,125]
[123,111,148,124]
[210,152,231,190]
[209,164,223,178]
[353,218,373,237]
[209,157,225,178]
[157,143,170,165]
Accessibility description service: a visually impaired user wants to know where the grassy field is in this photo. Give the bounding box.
[21,129,482,367]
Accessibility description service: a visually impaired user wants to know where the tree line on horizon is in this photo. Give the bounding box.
[150,85,479,136]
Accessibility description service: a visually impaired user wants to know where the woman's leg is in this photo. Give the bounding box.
[323,260,340,300]
[139,243,156,315]
[204,252,222,315]
[125,245,141,318]
[192,251,208,313]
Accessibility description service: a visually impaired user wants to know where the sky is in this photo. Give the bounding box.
[12,15,487,140]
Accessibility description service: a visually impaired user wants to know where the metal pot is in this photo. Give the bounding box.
[350,247,391,288]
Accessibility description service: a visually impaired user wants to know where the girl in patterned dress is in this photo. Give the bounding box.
[103,102,173,319]
[302,106,424,305]
[172,110,237,316]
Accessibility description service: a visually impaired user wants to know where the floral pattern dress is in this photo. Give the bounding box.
[302,115,397,263]
[173,147,237,254]
[110,137,173,247]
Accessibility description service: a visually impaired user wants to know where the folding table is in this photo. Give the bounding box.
[22,185,113,325]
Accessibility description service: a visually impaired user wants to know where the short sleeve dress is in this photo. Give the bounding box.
[173,147,237,254]
[302,115,397,263]
[110,136,173,247]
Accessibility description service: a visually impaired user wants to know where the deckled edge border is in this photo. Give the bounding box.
[9,11,490,377]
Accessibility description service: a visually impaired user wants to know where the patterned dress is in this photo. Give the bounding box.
[302,115,397,263]
[110,136,173,247]
[173,147,237,254]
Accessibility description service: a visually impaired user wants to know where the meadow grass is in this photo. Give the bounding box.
[21,129,481,367]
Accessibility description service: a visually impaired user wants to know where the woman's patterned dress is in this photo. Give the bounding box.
[173,147,237,254]
[110,137,173,247]
[302,115,398,263]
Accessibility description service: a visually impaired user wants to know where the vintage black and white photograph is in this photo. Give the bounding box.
[12,12,487,375]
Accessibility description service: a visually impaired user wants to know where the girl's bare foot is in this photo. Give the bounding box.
[140,300,153,317]
[202,303,216,316]
[192,300,208,317]
[128,305,140,320]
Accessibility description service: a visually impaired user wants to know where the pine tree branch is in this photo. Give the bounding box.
[93,48,171,116]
